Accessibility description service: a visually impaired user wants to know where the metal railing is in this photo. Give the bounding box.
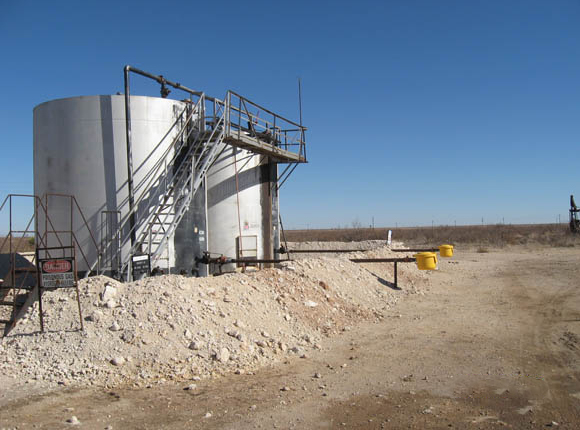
[89,94,228,279]
[223,91,306,160]
[89,66,308,280]
[119,95,227,275]
[0,194,98,334]
[84,99,202,277]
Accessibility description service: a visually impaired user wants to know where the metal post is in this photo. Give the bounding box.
[124,66,137,250]
[73,248,84,331]
[394,261,398,289]
[36,247,44,333]
[298,78,306,159]
[44,194,47,249]
[70,195,73,249]
[238,96,242,140]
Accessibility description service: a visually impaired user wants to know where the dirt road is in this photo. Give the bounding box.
[1,247,579,429]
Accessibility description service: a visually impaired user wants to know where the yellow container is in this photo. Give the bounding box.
[439,244,454,257]
[414,252,437,270]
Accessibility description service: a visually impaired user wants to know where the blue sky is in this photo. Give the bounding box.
[1,0,579,230]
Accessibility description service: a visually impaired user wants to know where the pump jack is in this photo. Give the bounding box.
[570,195,580,233]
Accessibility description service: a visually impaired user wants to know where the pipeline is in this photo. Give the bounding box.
[195,252,290,266]
[278,246,368,254]
[391,248,439,253]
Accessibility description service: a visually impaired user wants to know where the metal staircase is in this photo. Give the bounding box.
[0,252,38,337]
[113,94,228,278]
[0,194,97,336]
[90,66,308,280]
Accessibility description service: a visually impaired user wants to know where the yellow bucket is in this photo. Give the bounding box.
[439,244,454,258]
[414,252,437,270]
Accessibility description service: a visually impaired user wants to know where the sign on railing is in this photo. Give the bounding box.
[39,258,76,288]
[131,254,151,279]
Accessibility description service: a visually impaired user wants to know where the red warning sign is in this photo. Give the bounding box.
[42,259,72,273]
[39,258,76,288]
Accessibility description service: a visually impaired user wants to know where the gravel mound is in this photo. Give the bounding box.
[0,242,428,389]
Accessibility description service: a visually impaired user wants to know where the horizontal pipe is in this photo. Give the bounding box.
[195,254,291,265]
[280,249,365,254]
[349,257,415,263]
[125,65,203,97]
[233,258,289,264]
[391,248,439,253]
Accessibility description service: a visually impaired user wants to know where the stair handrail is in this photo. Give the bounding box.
[109,102,198,234]
[117,97,204,252]
[84,97,204,277]
[131,121,209,260]
[125,99,228,270]
[148,111,228,265]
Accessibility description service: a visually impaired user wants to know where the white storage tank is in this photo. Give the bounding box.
[33,95,185,273]
[206,147,276,273]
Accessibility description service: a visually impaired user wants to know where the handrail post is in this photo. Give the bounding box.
[225,92,230,137]
[238,95,242,140]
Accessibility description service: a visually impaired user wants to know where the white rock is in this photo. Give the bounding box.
[110,357,125,366]
[66,416,81,425]
[216,348,230,362]
[86,310,103,322]
[304,300,318,308]
[101,285,117,302]
[185,383,197,391]
[188,341,201,350]
[109,322,121,332]
[105,300,117,309]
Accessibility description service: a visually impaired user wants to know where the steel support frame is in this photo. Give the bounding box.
[349,257,416,289]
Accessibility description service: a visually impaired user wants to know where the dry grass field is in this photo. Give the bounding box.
[3,224,578,254]
[285,223,580,249]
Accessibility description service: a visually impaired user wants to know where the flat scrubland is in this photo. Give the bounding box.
[285,223,580,248]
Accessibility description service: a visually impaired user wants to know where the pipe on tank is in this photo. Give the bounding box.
[123,66,137,249]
